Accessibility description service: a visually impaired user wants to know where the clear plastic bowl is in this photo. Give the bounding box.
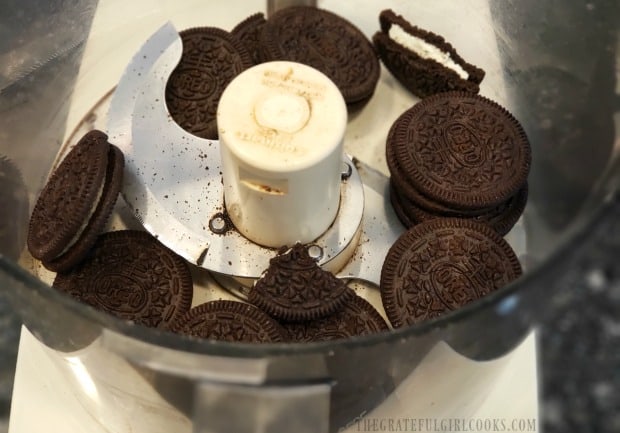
[0,0,618,431]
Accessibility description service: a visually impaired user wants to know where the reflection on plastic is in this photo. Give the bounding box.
[66,356,99,403]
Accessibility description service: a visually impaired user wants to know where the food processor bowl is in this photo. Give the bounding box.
[0,0,618,432]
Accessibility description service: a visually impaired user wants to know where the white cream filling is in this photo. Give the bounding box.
[388,24,469,80]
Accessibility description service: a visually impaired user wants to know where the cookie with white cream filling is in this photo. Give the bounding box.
[373,9,485,98]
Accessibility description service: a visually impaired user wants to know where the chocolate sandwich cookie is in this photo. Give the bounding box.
[170,300,287,343]
[380,219,522,328]
[260,6,380,107]
[165,27,253,140]
[231,12,267,65]
[27,130,123,271]
[45,144,125,272]
[373,9,485,98]
[53,230,193,329]
[248,243,354,322]
[283,295,389,343]
[390,92,531,210]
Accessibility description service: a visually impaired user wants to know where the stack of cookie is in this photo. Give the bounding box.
[387,91,531,236]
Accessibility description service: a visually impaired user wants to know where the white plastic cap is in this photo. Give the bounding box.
[217,61,347,247]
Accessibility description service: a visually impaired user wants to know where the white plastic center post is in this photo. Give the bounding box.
[217,61,347,248]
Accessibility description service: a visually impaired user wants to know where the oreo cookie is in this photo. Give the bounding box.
[260,6,380,108]
[283,295,389,342]
[27,130,124,272]
[165,27,253,140]
[45,145,125,272]
[388,92,531,211]
[380,219,522,328]
[231,12,267,65]
[170,300,287,343]
[373,9,485,98]
[248,243,353,321]
[53,230,193,329]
